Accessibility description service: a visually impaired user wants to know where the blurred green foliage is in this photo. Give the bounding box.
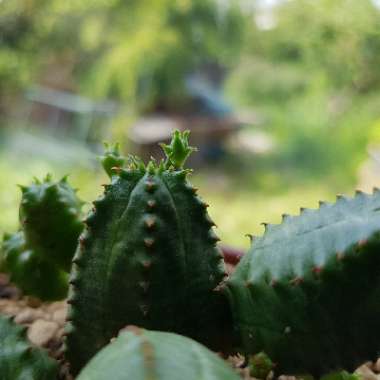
[0,0,246,111]
[2,0,380,247]
[226,0,380,183]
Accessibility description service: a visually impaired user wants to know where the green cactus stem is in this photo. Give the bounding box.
[77,326,240,380]
[19,174,84,272]
[225,189,380,376]
[65,130,229,373]
[1,231,68,300]
[0,315,58,380]
[100,142,127,178]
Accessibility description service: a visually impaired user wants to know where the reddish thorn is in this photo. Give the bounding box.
[147,199,156,209]
[358,239,367,248]
[79,237,86,247]
[145,217,155,229]
[144,238,154,248]
[141,260,152,269]
[312,266,323,275]
[145,181,156,192]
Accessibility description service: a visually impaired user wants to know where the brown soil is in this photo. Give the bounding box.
[0,272,379,380]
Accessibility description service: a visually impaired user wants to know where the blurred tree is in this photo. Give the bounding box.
[249,0,380,92]
[0,0,247,113]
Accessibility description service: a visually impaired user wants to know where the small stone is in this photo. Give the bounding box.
[278,376,297,380]
[14,308,39,324]
[375,358,380,373]
[52,308,67,326]
[3,304,20,315]
[0,299,11,310]
[28,319,59,347]
[45,301,66,313]
[355,364,378,380]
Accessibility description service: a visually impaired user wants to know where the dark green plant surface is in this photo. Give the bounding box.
[77,326,240,380]
[20,174,84,272]
[0,315,58,380]
[65,131,228,374]
[1,231,68,300]
[226,189,380,376]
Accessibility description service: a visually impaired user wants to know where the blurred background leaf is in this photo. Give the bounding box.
[1,0,380,248]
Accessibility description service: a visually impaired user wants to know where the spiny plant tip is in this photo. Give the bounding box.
[160,129,197,169]
[103,141,121,154]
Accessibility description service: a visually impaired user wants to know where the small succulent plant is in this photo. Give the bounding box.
[1,231,68,300]
[1,174,83,300]
[19,174,84,272]
[1,130,380,379]
[0,315,58,380]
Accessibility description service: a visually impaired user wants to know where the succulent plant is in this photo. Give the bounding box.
[3,130,380,379]
[1,231,68,300]
[19,174,84,272]
[65,130,229,374]
[226,190,380,375]
[1,174,83,300]
[0,315,58,380]
[77,326,240,380]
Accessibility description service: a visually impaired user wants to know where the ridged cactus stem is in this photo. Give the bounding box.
[65,131,231,373]
[19,174,84,272]
[225,189,380,376]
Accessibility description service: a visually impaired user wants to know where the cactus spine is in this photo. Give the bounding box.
[65,131,228,373]
[77,326,240,380]
[0,315,58,380]
[225,189,380,375]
